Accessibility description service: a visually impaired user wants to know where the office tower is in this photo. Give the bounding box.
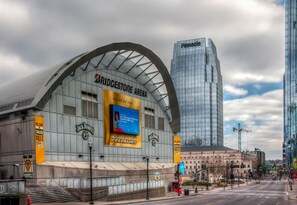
[171,38,223,146]
[284,0,297,169]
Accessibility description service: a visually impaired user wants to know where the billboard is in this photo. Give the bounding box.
[104,90,142,148]
[34,115,45,164]
[110,105,140,135]
[23,154,33,178]
[174,136,181,164]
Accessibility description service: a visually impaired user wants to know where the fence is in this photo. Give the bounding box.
[45,177,126,188]
[108,180,164,195]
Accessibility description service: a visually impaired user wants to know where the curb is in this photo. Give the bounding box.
[105,193,204,205]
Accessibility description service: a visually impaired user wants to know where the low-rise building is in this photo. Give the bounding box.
[181,146,258,182]
[247,148,266,167]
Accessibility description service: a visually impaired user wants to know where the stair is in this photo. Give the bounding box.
[26,186,80,203]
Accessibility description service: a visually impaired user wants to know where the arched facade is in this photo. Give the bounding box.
[0,43,180,196]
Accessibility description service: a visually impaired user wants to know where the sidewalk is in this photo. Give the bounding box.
[33,192,185,205]
[287,181,297,202]
[33,182,251,205]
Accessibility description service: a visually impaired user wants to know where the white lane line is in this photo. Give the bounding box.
[276,201,280,205]
[257,201,265,205]
[259,195,264,198]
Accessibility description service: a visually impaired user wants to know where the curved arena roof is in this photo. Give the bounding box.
[0,42,180,133]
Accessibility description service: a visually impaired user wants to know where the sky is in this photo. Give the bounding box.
[0,0,285,159]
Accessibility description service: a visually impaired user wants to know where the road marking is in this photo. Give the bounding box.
[205,199,226,205]
[276,201,280,205]
[259,195,264,198]
[257,201,265,205]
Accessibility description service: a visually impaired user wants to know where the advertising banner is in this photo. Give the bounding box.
[23,154,33,178]
[34,115,45,164]
[104,90,142,148]
[174,136,181,164]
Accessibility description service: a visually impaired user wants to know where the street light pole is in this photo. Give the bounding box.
[143,156,149,200]
[146,157,149,200]
[195,163,198,193]
[88,140,94,205]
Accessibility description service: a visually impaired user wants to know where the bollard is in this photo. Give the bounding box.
[195,187,198,193]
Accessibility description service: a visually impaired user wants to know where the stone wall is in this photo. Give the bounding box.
[67,187,108,202]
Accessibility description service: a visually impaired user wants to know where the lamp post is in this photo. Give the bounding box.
[195,162,198,193]
[88,140,94,205]
[143,156,149,200]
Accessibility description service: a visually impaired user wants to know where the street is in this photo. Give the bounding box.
[134,180,292,205]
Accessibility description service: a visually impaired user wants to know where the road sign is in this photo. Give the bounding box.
[179,162,185,174]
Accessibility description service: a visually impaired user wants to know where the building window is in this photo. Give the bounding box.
[158,117,164,130]
[64,105,76,115]
[81,91,98,119]
[145,107,155,128]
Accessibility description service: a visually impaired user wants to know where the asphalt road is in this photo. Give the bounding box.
[135,180,291,205]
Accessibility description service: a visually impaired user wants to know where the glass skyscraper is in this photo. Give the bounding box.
[170,38,223,146]
[284,0,297,169]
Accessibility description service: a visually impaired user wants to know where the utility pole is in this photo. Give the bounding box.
[233,123,251,151]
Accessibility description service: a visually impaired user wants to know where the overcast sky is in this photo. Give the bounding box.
[0,0,285,159]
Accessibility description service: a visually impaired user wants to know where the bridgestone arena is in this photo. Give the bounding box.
[0,42,181,201]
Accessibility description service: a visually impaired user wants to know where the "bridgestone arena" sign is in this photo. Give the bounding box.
[95,73,147,97]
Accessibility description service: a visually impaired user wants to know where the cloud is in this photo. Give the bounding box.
[224,89,283,159]
[0,50,39,85]
[0,0,284,86]
[224,85,248,96]
[0,0,285,159]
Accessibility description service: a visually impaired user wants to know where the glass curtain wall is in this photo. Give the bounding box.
[170,38,223,147]
[284,0,297,169]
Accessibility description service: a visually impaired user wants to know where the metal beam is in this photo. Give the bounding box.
[106,50,121,68]
[137,61,152,67]
[157,94,168,103]
[145,70,159,75]
[127,54,142,60]
[151,82,165,93]
[135,63,153,79]
[116,51,134,70]
[82,61,90,71]
[126,55,145,74]
[95,53,106,68]
[143,72,159,86]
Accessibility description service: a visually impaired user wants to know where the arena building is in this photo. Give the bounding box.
[0,42,180,200]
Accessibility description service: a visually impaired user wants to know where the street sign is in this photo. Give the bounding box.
[179,162,185,174]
